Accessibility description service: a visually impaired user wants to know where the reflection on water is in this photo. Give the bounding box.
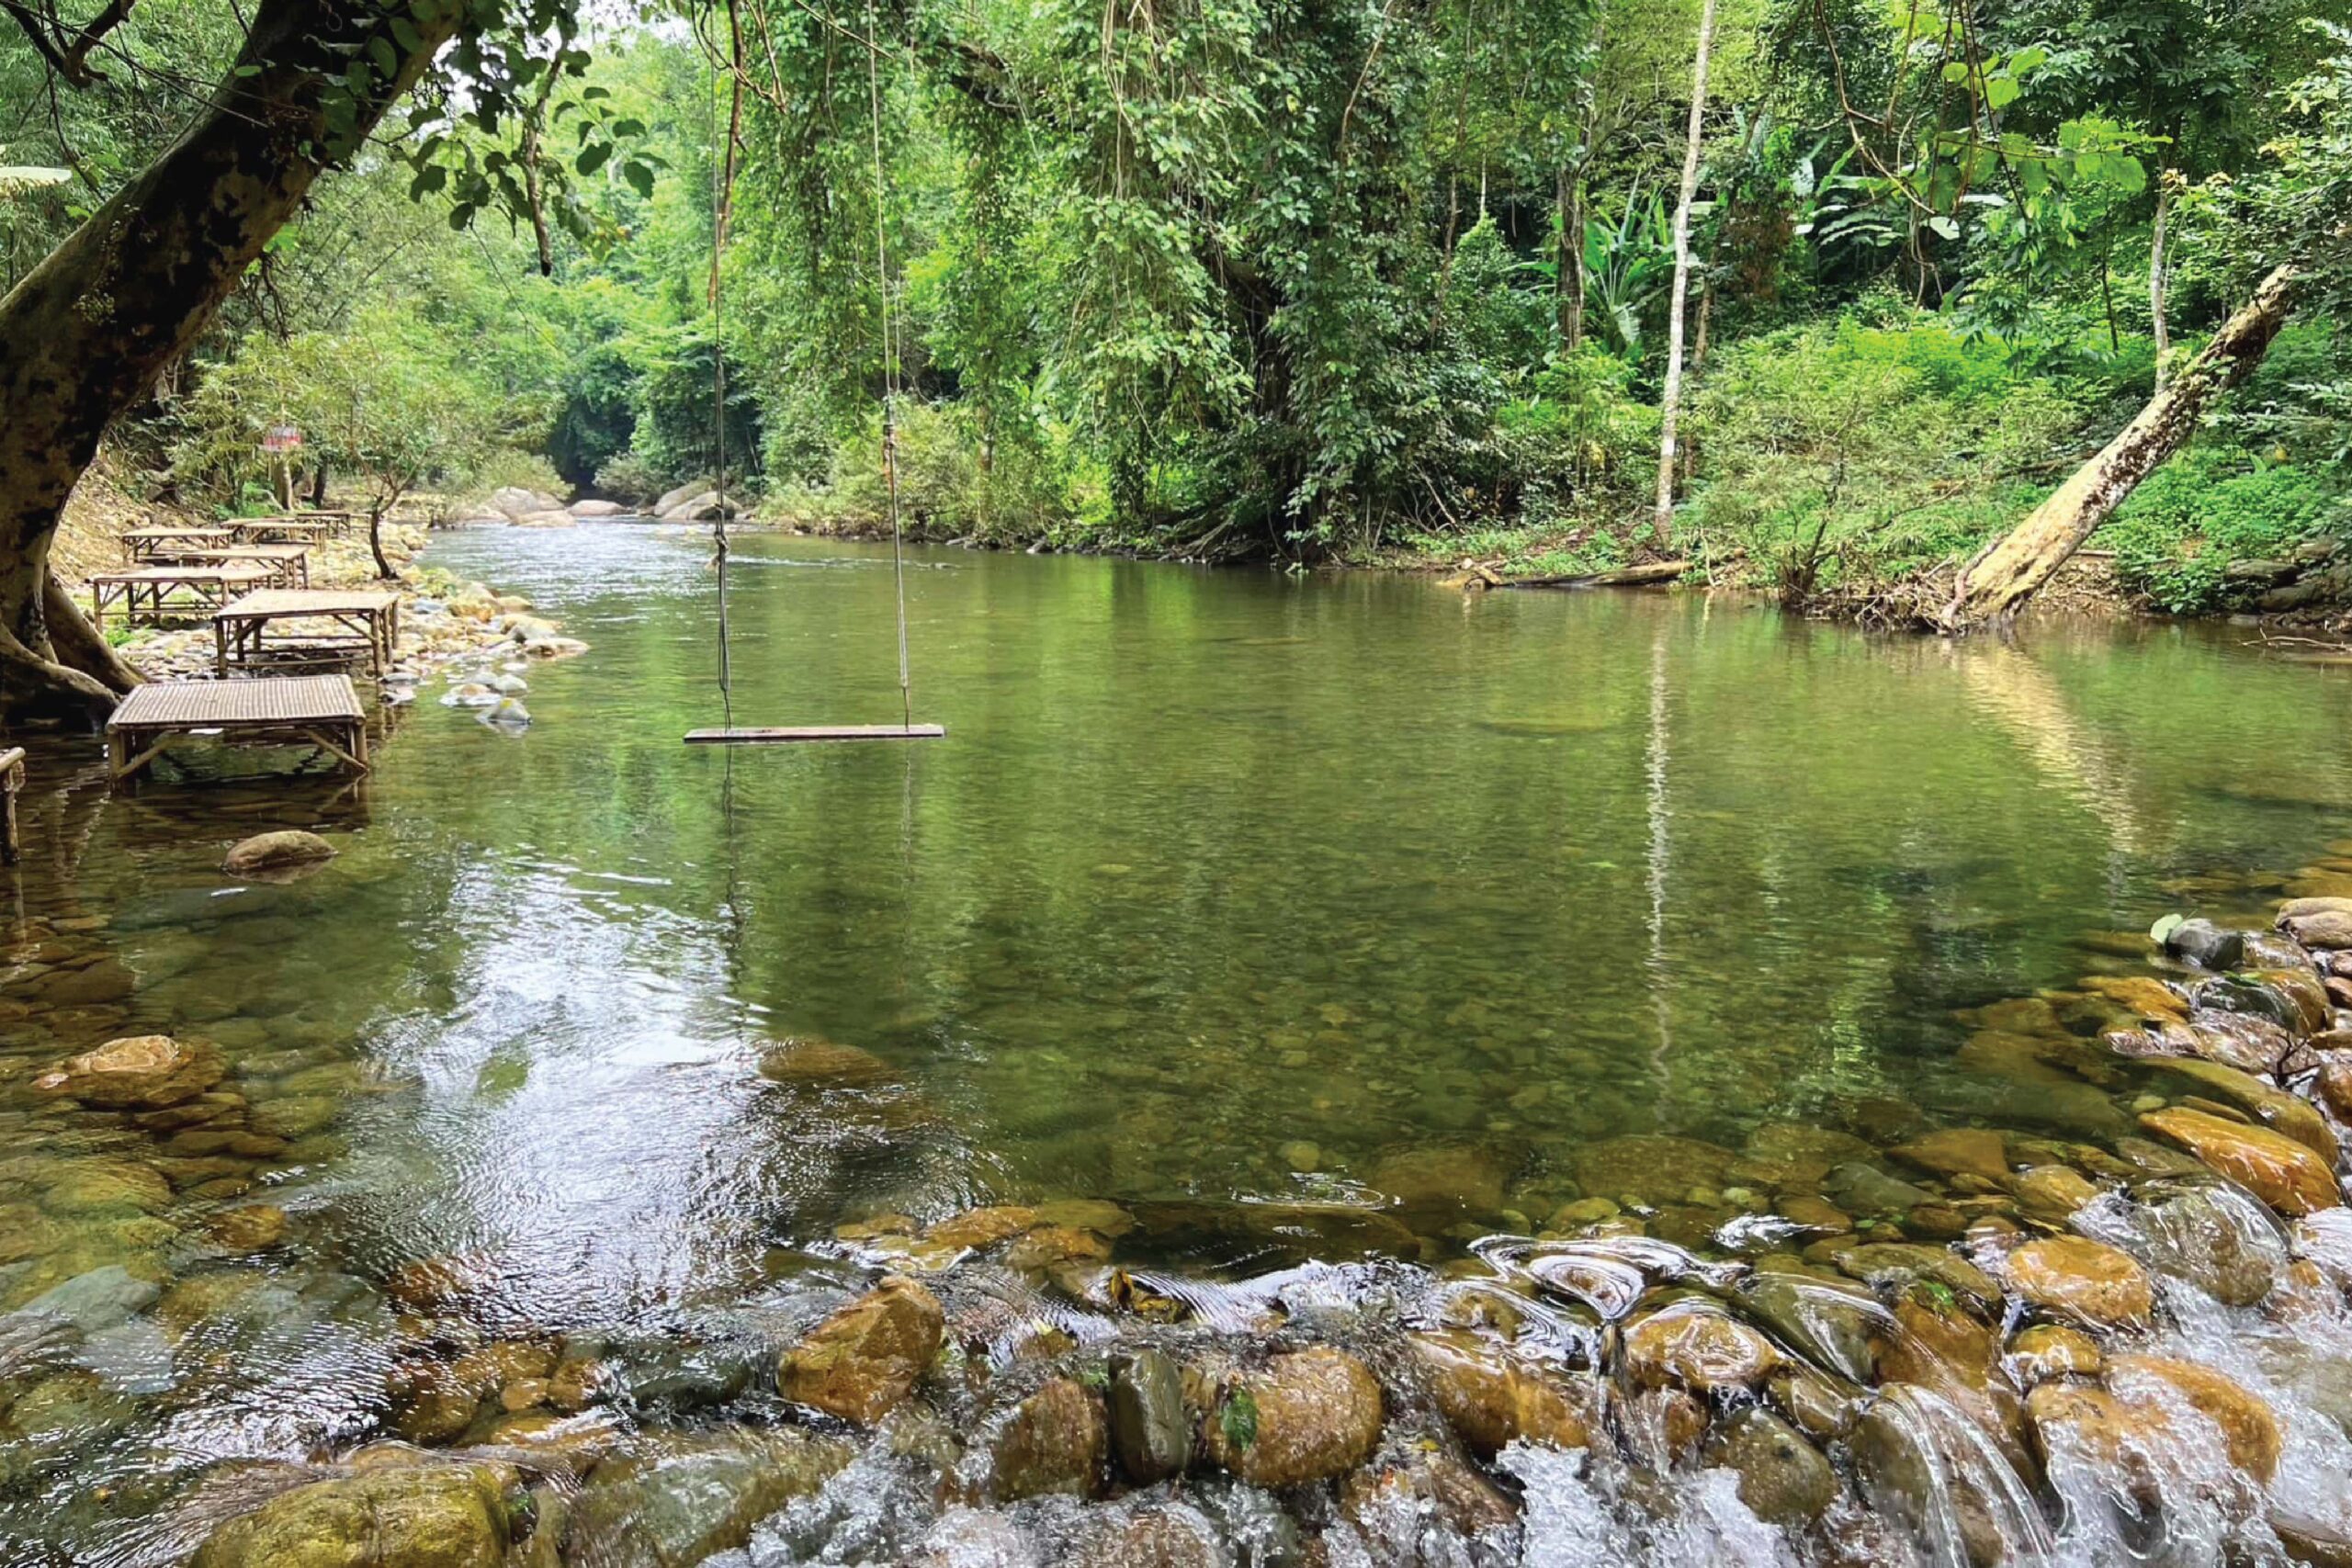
[6,525,2352,1559]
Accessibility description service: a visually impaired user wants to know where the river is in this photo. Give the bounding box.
[6,525,2352,1562]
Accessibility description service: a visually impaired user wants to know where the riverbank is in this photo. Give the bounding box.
[54,464,584,692]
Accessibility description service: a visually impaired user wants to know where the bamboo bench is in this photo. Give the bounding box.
[122,526,237,563]
[105,675,368,784]
[158,543,311,588]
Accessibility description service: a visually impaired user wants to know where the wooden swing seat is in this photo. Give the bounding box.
[685,725,944,744]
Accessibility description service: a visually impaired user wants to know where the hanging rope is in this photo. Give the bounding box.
[707,15,743,730]
[865,1,913,731]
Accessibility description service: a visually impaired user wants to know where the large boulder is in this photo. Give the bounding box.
[651,479,713,517]
[514,509,576,529]
[659,491,738,523]
[776,1276,943,1423]
[188,1464,515,1568]
[570,500,628,519]
[567,1428,852,1568]
[36,1034,224,1110]
[2141,1107,2342,1217]
[1199,1347,1384,1486]
[486,487,563,522]
[223,829,337,877]
[1706,1407,1838,1524]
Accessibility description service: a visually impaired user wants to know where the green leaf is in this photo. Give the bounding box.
[622,160,652,198]
[368,36,398,77]
[2150,913,2186,944]
[1984,76,2021,113]
[447,200,477,231]
[1219,1387,1259,1450]
[576,142,611,175]
[408,164,447,198]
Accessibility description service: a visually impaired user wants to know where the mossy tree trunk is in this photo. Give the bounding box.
[1939,265,2297,630]
[0,0,461,723]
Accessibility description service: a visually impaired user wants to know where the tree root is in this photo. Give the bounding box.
[43,570,144,694]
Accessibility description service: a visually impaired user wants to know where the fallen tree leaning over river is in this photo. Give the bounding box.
[1937,265,2300,631]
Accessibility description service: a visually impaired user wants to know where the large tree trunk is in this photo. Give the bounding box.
[1942,264,2296,629]
[1651,0,1717,548]
[0,0,461,723]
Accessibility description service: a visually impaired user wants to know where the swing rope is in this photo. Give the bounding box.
[865,1,913,731]
[695,0,917,738]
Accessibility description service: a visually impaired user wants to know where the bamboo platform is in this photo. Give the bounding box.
[106,675,368,784]
[122,526,236,563]
[227,517,335,545]
[214,588,401,677]
[90,564,277,630]
[159,544,311,588]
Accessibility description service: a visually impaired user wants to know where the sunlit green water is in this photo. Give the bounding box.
[7,527,2352,1550]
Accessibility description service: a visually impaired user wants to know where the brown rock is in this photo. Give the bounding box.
[757,1037,891,1086]
[1370,1145,1508,1214]
[221,829,337,877]
[40,1034,224,1110]
[1574,1134,1736,1205]
[2287,907,2352,951]
[924,1205,1038,1249]
[2005,1325,2102,1387]
[1411,1330,1589,1457]
[1002,1225,1113,1271]
[777,1276,944,1424]
[2006,1236,2153,1328]
[1707,1407,1838,1523]
[1200,1348,1384,1486]
[2026,1382,2147,1473]
[2080,975,2189,1021]
[982,1376,1106,1500]
[1893,1128,2010,1183]
[206,1204,287,1253]
[2154,1058,2340,1163]
[2141,1107,2343,1217]
[2319,1056,2352,1122]
[2109,1355,2281,1482]
[2007,1165,2101,1220]
[1624,1308,1781,1394]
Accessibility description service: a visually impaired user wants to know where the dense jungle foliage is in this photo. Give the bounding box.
[8,0,2352,609]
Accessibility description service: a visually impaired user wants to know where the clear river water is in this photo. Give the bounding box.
[7,526,2352,1563]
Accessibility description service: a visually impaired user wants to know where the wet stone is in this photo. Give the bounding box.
[1410,1329,1589,1457]
[1624,1307,1781,1395]
[37,1034,224,1110]
[2141,1106,2343,1217]
[1707,1407,1838,1524]
[1200,1347,1384,1486]
[188,1464,514,1568]
[1107,1348,1190,1483]
[2004,1324,2102,1386]
[2004,1235,2154,1329]
[978,1375,1106,1501]
[777,1276,944,1425]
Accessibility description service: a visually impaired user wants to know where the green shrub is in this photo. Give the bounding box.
[593,447,665,502]
[1688,317,2087,601]
[2105,449,2345,612]
[463,450,569,502]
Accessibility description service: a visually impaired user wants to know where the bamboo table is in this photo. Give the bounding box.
[90,564,277,631]
[122,526,236,563]
[106,675,368,784]
[213,587,401,676]
[282,509,359,537]
[159,544,311,588]
[226,517,335,546]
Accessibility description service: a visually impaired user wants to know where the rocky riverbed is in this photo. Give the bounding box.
[11,837,2352,1566]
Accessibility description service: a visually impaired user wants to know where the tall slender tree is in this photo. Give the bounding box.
[1651,0,1716,547]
